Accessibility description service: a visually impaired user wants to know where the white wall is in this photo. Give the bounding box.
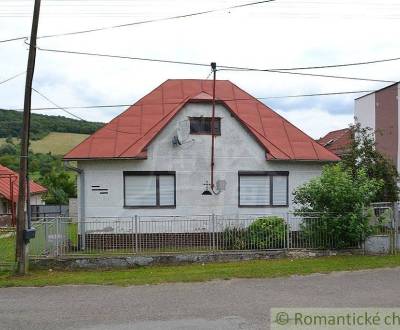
[30,194,44,206]
[354,93,376,130]
[77,103,325,219]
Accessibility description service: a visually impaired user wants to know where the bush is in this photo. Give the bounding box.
[248,216,287,249]
[294,164,382,248]
[222,216,287,250]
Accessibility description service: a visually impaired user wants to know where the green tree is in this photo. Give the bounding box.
[41,170,76,204]
[293,164,383,248]
[341,124,399,202]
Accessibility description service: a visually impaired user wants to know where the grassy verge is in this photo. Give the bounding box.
[0,255,400,288]
[0,230,16,265]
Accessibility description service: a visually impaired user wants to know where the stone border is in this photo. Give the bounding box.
[30,249,364,270]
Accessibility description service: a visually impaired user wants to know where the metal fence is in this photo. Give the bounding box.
[28,213,367,257]
[0,227,16,270]
[31,204,69,219]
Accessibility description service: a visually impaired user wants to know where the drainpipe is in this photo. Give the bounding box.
[210,62,221,195]
[64,162,85,250]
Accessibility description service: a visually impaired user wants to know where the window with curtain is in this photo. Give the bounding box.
[239,172,288,207]
[124,172,176,208]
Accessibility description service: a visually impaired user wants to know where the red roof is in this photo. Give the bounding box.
[317,128,352,157]
[64,79,339,161]
[0,165,47,201]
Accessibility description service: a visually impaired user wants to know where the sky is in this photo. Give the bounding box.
[0,0,399,139]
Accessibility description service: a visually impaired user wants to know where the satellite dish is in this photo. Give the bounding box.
[176,120,190,145]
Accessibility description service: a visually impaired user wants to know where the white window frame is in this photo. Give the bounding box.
[238,171,289,207]
[123,171,176,208]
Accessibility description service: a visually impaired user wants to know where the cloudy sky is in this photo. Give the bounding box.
[1,0,399,138]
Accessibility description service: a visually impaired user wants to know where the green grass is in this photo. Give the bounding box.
[0,132,89,155]
[0,255,400,288]
[0,230,16,267]
[30,132,89,155]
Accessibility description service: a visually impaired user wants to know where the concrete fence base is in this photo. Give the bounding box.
[30,249,364,270]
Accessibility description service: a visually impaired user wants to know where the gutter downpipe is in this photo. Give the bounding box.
[64,162,85,250]
[210,62,220,195]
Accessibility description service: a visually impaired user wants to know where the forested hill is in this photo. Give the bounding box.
[0,109,104,140]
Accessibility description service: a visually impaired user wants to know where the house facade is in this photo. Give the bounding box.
[354,82,400,168]
[64,80,338,221]
[0,164,46,226]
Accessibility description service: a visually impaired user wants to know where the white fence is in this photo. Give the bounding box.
[28,213,367,257]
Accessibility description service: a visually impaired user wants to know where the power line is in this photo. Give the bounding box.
[218,67,396,83]
[2,89,374,112]
[36,46,397,83]
[32,87,86,120]
[269,56,400,71]
[0,71,26,85]
[0,0,276,43]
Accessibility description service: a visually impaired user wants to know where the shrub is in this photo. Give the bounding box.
[247,216,287,249]
[294,164,382,248]
[222,216,287,250]
[222,227,248,250]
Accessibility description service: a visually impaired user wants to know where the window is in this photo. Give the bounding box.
[238,172,288,207]
[124,172,176,208]
[189,117,221,135]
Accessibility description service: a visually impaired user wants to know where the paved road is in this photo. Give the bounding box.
[1,268,400,330]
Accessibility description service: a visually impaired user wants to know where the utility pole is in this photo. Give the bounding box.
[16,0,41,275]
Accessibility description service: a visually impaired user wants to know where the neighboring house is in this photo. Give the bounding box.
[317,128,352,158]
[0,164,47,226]
[355,82,400,168]
[64,79,339,221]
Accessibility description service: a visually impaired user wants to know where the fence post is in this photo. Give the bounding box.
[44,221,48,252]
[393,202,399,254]
[286,212,290,251]
[211,213,216,251]
[135,215,139,254]
[55,217,59,257]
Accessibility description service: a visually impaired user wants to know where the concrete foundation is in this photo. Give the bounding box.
[30,249,364,270]
[364,235,391,254]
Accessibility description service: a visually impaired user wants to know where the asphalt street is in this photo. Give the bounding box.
[1,267,399,330]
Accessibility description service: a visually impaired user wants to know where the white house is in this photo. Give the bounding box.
[64,79,338,225]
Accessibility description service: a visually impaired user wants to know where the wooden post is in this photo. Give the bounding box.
[16,0,41,275]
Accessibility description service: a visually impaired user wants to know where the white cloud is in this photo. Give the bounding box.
[0,0,399,138]
[276,107,353,139]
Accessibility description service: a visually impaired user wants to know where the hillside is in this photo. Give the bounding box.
[0,132,90,155]
[0,109,103,140]
[31,132,89,155]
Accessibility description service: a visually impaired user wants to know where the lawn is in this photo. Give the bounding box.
[0,229,16,269]
[0,255,400,288]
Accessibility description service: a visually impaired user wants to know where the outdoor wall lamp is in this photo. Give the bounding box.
[202,181,212,196]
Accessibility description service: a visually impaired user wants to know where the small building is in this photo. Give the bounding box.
[354,82,400,168]
[64,79,339,223]
[0,164,47,226]
[317,128,352,158]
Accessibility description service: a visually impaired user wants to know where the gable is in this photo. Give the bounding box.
[64,79,339,162]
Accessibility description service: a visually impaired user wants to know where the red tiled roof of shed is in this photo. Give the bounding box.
[64,79,340,162]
